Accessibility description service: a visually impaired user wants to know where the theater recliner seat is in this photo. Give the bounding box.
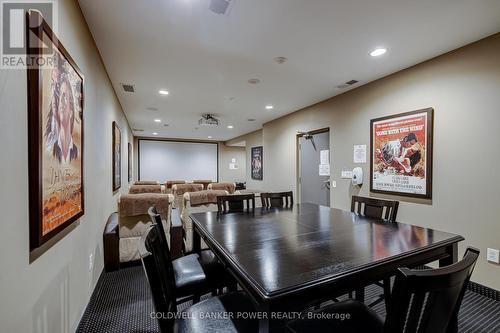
[103,193,183,271]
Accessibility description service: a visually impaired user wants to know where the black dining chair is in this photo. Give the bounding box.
[148,207,236,295]
[350,195,399,309]
[287,247,480,333]
[261,191,293,208]
[217,194,255,213]
[351,195,399,222]
[139,224,258,333]
[145,209,211,304]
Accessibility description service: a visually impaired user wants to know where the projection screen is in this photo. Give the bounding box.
[139,140,218,182]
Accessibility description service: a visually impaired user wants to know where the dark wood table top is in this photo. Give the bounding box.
[190,203,463,300]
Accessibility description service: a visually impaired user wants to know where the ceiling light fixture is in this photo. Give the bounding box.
[154,119,161,123]
[152,132,158,135]
[208,136,213,139]
[265,105,274,110]
[158,90,169,95]
[370,48,387,57]
[227,125,234,129]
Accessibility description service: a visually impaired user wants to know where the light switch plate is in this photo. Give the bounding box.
[341,171,353,179]
[89,252,94,272]
[487,248,500,263]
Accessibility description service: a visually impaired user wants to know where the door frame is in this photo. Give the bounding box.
[296,127,330,205]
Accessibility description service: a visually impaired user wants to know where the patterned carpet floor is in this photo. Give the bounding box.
[76,265,500,333]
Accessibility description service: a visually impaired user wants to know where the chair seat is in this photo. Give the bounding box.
[286,300,383,333]
[174,292,258,333]
[198,249,237,289]
[173,254,207,295]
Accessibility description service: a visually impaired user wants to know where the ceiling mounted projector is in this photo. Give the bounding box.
[199,114,220,127]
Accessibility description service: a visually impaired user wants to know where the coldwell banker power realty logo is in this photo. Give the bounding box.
[1,0,57,68]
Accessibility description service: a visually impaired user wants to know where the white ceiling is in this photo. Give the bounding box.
[78,0,500,141]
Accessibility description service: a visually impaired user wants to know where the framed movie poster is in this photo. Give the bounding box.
[27,11,85,249]
[112,122,121,191]
[128,142,132,182]
[370,108,434,199]
[251,146,263,180]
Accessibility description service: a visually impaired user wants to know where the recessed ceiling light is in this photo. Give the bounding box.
[227,125,234,129]
[152,132,158,135]
[154,119,161,123]
[207,136,212,139]
[370,48,387,57]
[265,105,274,110]
[158,90,169,95]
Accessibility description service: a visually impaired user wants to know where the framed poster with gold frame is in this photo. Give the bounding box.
[27,11,85,250]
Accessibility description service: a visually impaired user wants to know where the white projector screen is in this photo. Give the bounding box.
[139,140,218,182]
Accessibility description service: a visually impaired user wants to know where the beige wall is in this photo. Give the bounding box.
[0,1,133,332]
[218,143,246,183]
[237,34,500,289]
[227,129,265,190]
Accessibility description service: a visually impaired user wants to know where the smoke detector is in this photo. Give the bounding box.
[274,56,288,64]
[199,114,220,127]
[248,78,260,85]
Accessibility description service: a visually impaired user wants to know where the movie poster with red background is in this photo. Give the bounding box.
[370,108,433,199]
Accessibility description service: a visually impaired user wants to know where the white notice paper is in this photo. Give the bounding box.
[320,150,329,165]
[229,163,238,170]
[353,145,367,163]
[319,164,330,176]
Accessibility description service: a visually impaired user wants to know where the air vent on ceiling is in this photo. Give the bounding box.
[132,128,144,132]
[209,0,234,15]
[121,83,135,93]
[336,79,359,89]
[146,107,158,111]
[199,114,220,127]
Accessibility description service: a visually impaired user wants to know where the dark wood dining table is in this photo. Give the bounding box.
[190,203,464,332]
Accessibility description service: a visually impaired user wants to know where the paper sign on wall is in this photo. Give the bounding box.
[231,158,236,163]
[320,150,329,165]
[229,163,238,169]
[353,144,367,163]
[319,164,330,176]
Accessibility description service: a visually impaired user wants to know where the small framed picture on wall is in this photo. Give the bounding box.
[128,142,132,183]
[251,146,263,180]
[370,108,434,199]
[112,122,121,191]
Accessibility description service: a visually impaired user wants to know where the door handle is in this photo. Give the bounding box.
[323,179,331,190]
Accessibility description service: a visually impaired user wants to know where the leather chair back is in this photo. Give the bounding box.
[385,247,479,333]
[139,224,177,333]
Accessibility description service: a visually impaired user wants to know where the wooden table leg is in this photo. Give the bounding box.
[440,243,458,267]
[192,223,201,254]
[355,287,365,303]
[257,303,285,333]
